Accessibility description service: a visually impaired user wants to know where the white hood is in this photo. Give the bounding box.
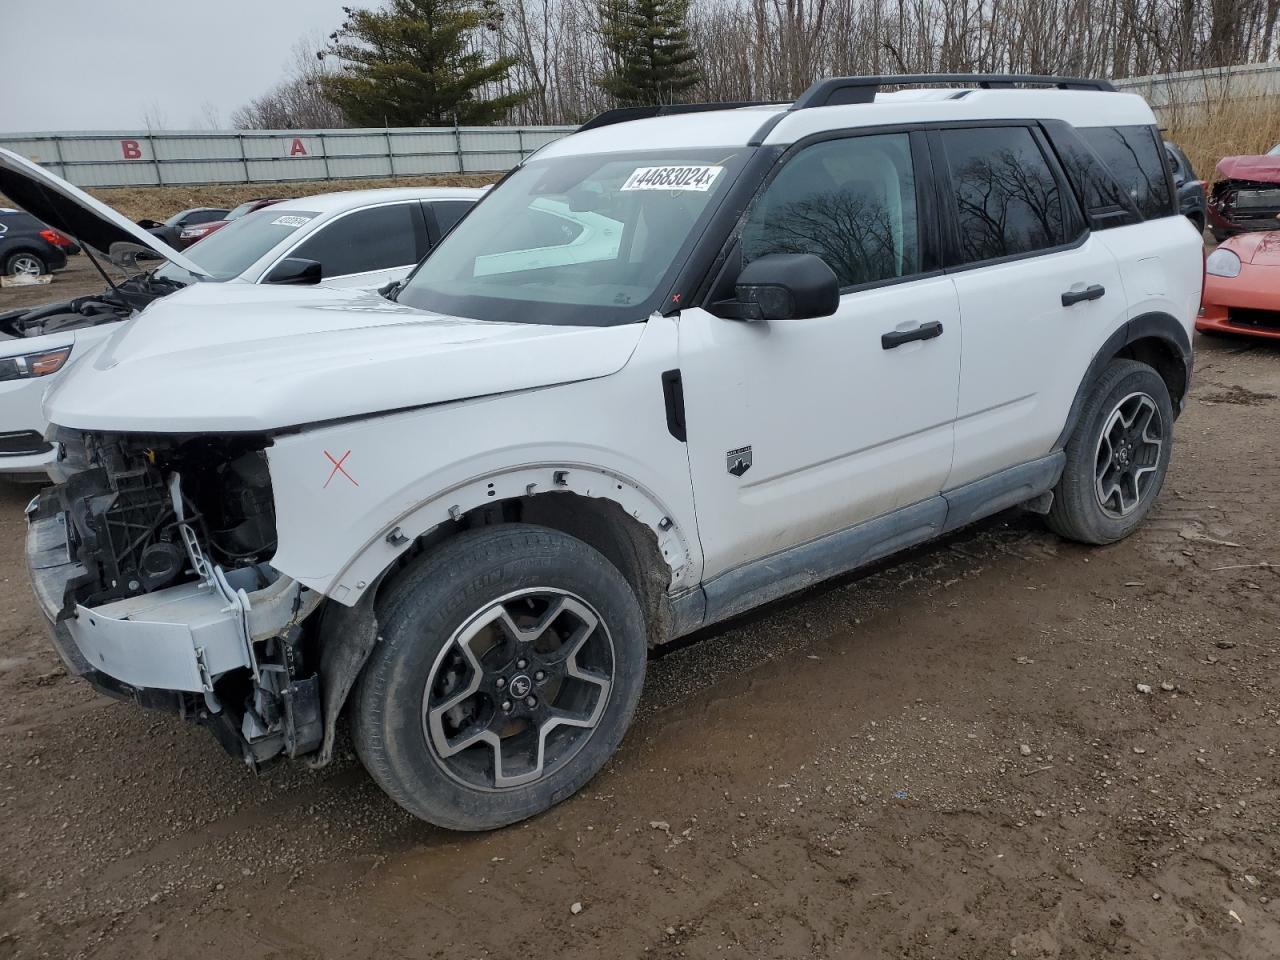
[0,147,211,278]
[43,283,644,433]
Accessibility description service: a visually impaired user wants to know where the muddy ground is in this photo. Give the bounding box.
[0,332,1277,960]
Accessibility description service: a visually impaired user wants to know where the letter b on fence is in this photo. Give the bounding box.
[120,139,142,160]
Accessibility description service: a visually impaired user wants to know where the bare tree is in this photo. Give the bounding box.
[231,35,350,129]
[482,0,1278,123]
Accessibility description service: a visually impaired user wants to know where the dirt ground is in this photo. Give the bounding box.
[0,331,1277,959]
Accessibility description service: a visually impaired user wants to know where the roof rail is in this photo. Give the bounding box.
[574,75,1116,134]
[793,74,1117,109]
[577,101,779,132]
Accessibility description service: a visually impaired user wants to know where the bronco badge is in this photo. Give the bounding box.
[726,445,752,477]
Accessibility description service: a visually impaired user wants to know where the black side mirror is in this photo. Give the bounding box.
[264,258,322,285]
[716,253,840,321]
[378,279,403,299]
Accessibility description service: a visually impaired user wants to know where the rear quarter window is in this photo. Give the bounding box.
[1078,125,1173,221]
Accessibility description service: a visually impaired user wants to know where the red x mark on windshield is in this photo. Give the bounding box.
[323,450,358,488]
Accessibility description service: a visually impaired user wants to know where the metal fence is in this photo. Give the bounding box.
[0,126,576,189]
[1113,62,1280,117]
[5,63,1278,189]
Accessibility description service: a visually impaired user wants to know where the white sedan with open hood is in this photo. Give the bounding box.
[0,147,482,476]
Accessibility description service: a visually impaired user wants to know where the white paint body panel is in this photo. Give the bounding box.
[946,235,1127,488]
[678,275,961,581]
[43,282,645,433]
[262,315,702,600]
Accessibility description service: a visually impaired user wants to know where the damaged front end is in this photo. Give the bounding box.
[1208,156,1280,237]
[27,429,330,766]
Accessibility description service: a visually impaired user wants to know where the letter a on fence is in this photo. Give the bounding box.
[290,138,308,157]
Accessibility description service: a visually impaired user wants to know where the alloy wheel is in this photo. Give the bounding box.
[9,255,42,278]
[1094,391,1163,518]
[422,588,614,790]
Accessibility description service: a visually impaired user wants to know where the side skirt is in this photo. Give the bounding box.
[674,452,1064,638]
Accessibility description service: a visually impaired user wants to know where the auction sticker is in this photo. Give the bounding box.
[271,215,313,227]
[621,165,723,192]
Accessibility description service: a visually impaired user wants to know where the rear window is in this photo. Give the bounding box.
[1078,125,1173,221]
[0,212,39,233]
[939,126,1067,265]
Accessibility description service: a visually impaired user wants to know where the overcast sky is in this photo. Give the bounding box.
[4,0,350,133]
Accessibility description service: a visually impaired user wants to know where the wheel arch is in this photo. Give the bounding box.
[324,464,697,639]
[1055,312,1192,449]
[3,246,48,271]
[307,473,690,768]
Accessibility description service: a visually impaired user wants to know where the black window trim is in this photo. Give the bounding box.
[928,118,1089,275]
[1074,122,1178,222]
[262,199,428,282]
[694,121,947,309]
[1038,118,1144,231]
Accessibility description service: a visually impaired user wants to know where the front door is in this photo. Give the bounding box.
[678,131,963,582]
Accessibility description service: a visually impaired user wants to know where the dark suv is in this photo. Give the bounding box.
[1165,141,1207,236]
[0,209,77,278]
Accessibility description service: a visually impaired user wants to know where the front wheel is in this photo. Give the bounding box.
[351,524,647,830]
[1046,360,1173,545]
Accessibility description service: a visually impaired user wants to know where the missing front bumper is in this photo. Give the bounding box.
[26,509,253,694]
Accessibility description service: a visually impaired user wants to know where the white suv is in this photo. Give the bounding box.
[23,75,1203,831]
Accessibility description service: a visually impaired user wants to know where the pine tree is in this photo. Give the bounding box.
[320,0,527,126]
[598,0,701,106]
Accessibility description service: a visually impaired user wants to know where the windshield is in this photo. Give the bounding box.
[226,200,266,220]
[153,208,319,283]
[396,147,747,325]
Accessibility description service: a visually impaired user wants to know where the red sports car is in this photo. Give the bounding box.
[1198,229,1280,340]
[177,197,283,247]
[1207,146,1280,241]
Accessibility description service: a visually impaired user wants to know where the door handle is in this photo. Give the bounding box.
[1061,284,1106,307]
[881,320,944,350]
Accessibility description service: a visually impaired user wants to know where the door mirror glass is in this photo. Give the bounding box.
[264,257,322,285]
[719,253,839,321]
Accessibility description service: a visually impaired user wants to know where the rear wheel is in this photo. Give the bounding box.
[351,524,647,830]
[1046,360,1173,544]
[4,251,46,278]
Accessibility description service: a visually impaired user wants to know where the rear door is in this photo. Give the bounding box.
[285,201,430,290]
[422,199,476,248]
[934,124,1127,490]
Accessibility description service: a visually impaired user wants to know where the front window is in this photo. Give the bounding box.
[153,209,319,283]
[396,148,747,325]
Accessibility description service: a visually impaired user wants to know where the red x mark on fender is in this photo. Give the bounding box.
[323,450,358,488]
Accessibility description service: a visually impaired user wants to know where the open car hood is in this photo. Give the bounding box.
[1214,154,1280,183]
[43,282,644,433]
[0,148,211,279]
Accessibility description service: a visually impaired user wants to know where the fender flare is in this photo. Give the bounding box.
[1054,311,1192,449]
[322,462,699,606]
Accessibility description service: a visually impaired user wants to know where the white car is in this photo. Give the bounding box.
[0,155,482,477]
[24,75,1202,831]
